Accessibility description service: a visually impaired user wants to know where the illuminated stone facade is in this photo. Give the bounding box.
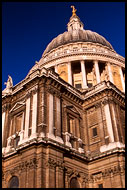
[2,7,125,188]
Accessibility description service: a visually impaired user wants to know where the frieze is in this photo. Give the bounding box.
[65,167,86,180]
[90,164,125,181]
[45,158,64,170]
[83,164,125,183]
[101,98,109,105]
[47,86,56,95]
[4,158,38,177]
[94,102,101,108]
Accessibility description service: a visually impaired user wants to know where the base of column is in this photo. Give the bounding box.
[82,86,88,89]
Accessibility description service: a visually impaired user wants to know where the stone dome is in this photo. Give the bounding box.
[43,29,114,56]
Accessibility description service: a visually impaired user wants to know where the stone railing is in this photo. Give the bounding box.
[42,46,124,64]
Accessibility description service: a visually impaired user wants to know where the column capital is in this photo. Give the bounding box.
[80,60,85,63]
[93,59,98,63]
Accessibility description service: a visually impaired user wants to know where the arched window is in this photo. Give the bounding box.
[8,176,19,188]
[70,177,80,188]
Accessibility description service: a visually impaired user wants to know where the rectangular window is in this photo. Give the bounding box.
[93,127,97,137]
[68,117,75,134]
[15,114,23,133]
[67,114,77,135]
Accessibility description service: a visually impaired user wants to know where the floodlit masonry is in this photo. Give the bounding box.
[2,6,125,188]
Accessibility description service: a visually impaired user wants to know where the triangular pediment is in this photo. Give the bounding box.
[67,105,81,116]
[9,101,25,113]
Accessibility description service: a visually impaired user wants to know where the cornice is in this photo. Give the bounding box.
[41,42,124,67]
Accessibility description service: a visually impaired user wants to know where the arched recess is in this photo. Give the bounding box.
[70,177,80,188]
[8,176,19,188]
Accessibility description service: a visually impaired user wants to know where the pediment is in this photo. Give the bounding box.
[67,105,81,116]
[9,101,25,113]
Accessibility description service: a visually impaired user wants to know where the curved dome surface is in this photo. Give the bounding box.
[43,29,114,56]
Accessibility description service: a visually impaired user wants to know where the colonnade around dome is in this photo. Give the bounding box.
[50,59,125,93]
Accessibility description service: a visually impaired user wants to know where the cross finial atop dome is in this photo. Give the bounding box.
[67,6,84,32]
[71,5,77,16]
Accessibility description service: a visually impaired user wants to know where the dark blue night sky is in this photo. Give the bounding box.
[2,2,125,90]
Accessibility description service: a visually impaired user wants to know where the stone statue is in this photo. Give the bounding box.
[71,5,77,16]
[4,75,13,89]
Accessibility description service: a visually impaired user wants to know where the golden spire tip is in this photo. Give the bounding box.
[71,5,77,16]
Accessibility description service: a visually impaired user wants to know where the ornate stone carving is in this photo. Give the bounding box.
[2,104,9,112]
[45,158,64,170]
[101,98,109,105]
[25,85,38,99]
[4,75,13,89]
[25,91,31,99]
[7,158,38,175]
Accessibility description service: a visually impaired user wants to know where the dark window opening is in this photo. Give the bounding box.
[93,127,97,137]
[87,83,92,88]
[98,183,103,188]
[50,67,55,72]
[70,177,80,188]
[75,83,81,89]
[8,176,19,188]
[14,136,20,149]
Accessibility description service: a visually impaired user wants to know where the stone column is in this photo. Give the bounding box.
[107,62,114,83]
[119,67,125,92]
[2,111,6,146]
[24,93,31,139]
[94,60,101,83]
[80,60,87,88]
[31,88,38,138]
[68,62,72,85]
[104,103,114,142]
